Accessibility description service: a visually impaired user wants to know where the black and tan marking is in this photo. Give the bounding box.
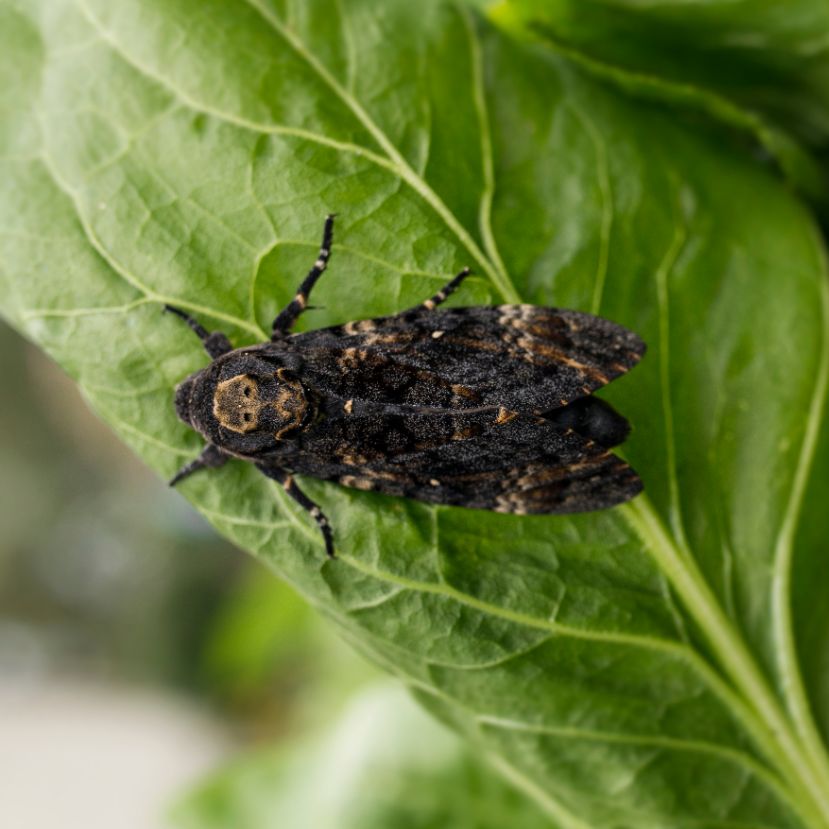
[408,266,472,312]
[213,374,261,433]
[291,302,642,414]
[166,215,646,557]
[279,407,640,516]
[272,368,310,439]
[210,369,311,441]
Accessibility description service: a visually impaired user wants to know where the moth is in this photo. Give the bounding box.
[168,215,645,557]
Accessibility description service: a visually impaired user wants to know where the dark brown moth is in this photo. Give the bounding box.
[167,215,645,557]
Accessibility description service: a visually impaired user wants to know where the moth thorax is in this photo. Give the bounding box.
[212,371,310,438]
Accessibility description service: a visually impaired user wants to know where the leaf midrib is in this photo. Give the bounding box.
[624,498,829,827]
[771,219,829,792]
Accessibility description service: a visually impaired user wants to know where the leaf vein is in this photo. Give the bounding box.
[40,156,268,339]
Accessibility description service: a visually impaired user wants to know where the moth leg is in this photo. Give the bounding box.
[164,305,232,358]
[169,444,228,487]
[271,214,335,340]
[259,466,335,557]
[407,267,472,313]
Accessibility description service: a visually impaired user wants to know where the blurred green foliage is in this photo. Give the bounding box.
[0,321,237,689]
[495,0,829,160]
[173,684,553,829]
[491,0,829,216]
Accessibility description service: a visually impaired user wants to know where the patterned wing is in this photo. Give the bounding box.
[286,305,645,413]
[274,408,642,514]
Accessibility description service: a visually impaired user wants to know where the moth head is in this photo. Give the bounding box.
[174,372,200,427]
[173,363,239,436]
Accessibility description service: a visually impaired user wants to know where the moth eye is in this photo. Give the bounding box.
[243,386,252,397]
[243,412,253,423]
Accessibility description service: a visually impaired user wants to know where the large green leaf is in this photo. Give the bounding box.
[2,0,829,826]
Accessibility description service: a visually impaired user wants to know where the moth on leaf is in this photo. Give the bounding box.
[168,216,645,557]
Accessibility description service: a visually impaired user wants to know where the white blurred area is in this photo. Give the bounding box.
[0,678,232,829]
[0,325,240,828]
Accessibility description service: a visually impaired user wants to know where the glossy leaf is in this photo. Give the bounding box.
[1,0,829,826]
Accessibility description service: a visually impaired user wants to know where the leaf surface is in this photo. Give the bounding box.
[2,0,829,826]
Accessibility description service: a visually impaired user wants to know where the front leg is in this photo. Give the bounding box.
[258,465,335,557]
[271,214,336,340]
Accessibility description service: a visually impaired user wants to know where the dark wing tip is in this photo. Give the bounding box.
[496,454,643,516]
[624,328,647,363]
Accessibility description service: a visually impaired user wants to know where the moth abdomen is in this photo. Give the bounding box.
[543,396,631,449]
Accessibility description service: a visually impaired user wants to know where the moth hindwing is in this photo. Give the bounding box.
[166,215,646,557]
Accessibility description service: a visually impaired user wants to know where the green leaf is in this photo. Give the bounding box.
[2,0,829,826]
[172,683,554,829]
